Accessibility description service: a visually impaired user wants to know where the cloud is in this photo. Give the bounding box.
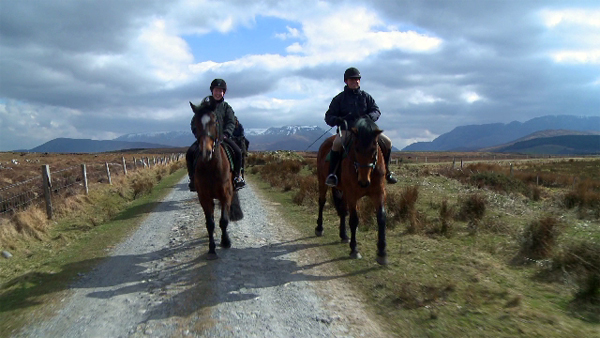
[1,0,600,152]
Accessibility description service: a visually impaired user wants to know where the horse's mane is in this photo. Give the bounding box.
[353,117,381,147]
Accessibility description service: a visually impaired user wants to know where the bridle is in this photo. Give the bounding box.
[196,112,221,161]
[352,144,378,173]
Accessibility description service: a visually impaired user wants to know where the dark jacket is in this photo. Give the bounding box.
[190,97,236,138]
[325,86,381,130]
[232,122,244,138]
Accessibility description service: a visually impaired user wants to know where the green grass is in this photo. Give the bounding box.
[247,156,600,337]
[0,168,187,336]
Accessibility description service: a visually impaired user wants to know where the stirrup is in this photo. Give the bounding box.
[325,174,338,187]
[234,177,246,190]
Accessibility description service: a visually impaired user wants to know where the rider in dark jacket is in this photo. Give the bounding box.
[232,117,249,178]
[324,67,397,187]
[186,79,246,191]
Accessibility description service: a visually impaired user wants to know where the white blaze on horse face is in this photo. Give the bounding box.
[201,114,211,130]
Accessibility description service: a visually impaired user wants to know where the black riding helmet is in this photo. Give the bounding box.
[210,78,227,93]
[344,67,361,81]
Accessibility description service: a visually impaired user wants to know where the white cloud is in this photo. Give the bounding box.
[462,91,483,103]
[136,19,194,83]
[551,50,600,64]
[541,8,600,64]
[407,90,443,105]
[275,26,301,40]
[541,9,600,28]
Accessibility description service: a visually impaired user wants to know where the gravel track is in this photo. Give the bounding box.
[16,178,389,337]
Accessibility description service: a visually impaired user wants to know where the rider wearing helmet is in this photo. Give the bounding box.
[324,67,397,187]
[186,78,246,191]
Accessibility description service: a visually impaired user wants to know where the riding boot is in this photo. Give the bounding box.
[325,150,341,187]
[383,148,398,184]
[233,155,246,191]
[186,142,198,191]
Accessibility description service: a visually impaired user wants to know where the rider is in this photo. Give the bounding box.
[324,67,398,187]
[231,116,249,178]
[186,78,246,191]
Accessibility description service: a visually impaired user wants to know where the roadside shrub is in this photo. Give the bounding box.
[517,216,563,261]
[457,193,486,224]
[563,179,600,216]
[130,172,155,199]
[291,176,318,206]
[438,199,453,236]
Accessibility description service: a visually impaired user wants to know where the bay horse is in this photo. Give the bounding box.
[316,117,388,265]
[190,100,243,260]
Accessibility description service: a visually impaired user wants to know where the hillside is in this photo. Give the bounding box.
[494,135,600,154]
[403,115,600,151]
[29,138,174,153]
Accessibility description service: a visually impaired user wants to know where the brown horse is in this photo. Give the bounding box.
[190,101,243,260]
[316,117,387,265]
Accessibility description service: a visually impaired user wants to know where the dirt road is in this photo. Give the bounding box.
[16,178,389,337]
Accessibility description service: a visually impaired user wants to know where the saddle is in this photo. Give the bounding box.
[192,142,236,175]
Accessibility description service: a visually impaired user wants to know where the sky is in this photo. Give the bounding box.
[1,0,599,151]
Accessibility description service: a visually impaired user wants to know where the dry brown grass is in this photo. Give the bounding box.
[0,151,184,248]
[517,216,564,261]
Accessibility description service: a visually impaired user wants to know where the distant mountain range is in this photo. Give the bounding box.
[23,126,336,153]
[28,138,173,153]
[114,125,333,152]
[15,115,600,155]
[403,115,600,152]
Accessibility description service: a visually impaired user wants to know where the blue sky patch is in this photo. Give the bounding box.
[183,16,300,63]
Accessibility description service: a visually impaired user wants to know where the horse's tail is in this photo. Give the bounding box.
[331,188,347,217]
[229,191,244,221]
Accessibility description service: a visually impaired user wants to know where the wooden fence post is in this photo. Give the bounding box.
[133,157,137,170]
[452,157,455,169]
[42,165,53,219]
[460,159,463,169]
[81,164,89,195]
[510,163,513,176]
[122,157,127,175]
[105,162,112,185]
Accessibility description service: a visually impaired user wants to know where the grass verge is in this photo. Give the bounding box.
[0,168,187,336]
[247,159,600,337]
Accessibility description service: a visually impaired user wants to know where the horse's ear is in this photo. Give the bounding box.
[374,129,383,136]
[351,127,359,136]
[189,101,197,113]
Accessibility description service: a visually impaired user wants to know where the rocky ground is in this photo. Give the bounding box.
[16,178,390,337]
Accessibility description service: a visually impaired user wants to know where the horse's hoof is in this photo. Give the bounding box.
[315,229,323,237]
[350,251,362,259]
[376,255,388,265]
[207,252,218,260]
[340,237,350,243]
[220,237,231,249]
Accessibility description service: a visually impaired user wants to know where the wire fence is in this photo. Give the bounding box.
[0,154,183,218]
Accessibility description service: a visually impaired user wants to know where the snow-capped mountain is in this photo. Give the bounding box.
[112,126,333,151]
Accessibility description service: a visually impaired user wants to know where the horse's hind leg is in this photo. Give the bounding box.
[219,202,231,249]
[201,198,218,259]
[315,180,327,237]
[376,204,387,265]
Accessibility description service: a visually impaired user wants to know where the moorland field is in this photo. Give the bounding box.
[0,149,598,336]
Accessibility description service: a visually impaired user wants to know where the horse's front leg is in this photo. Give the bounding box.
[219,199,231,249]
[200,197,217,259]
[348,200,361,259]
[375,204,387,265]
